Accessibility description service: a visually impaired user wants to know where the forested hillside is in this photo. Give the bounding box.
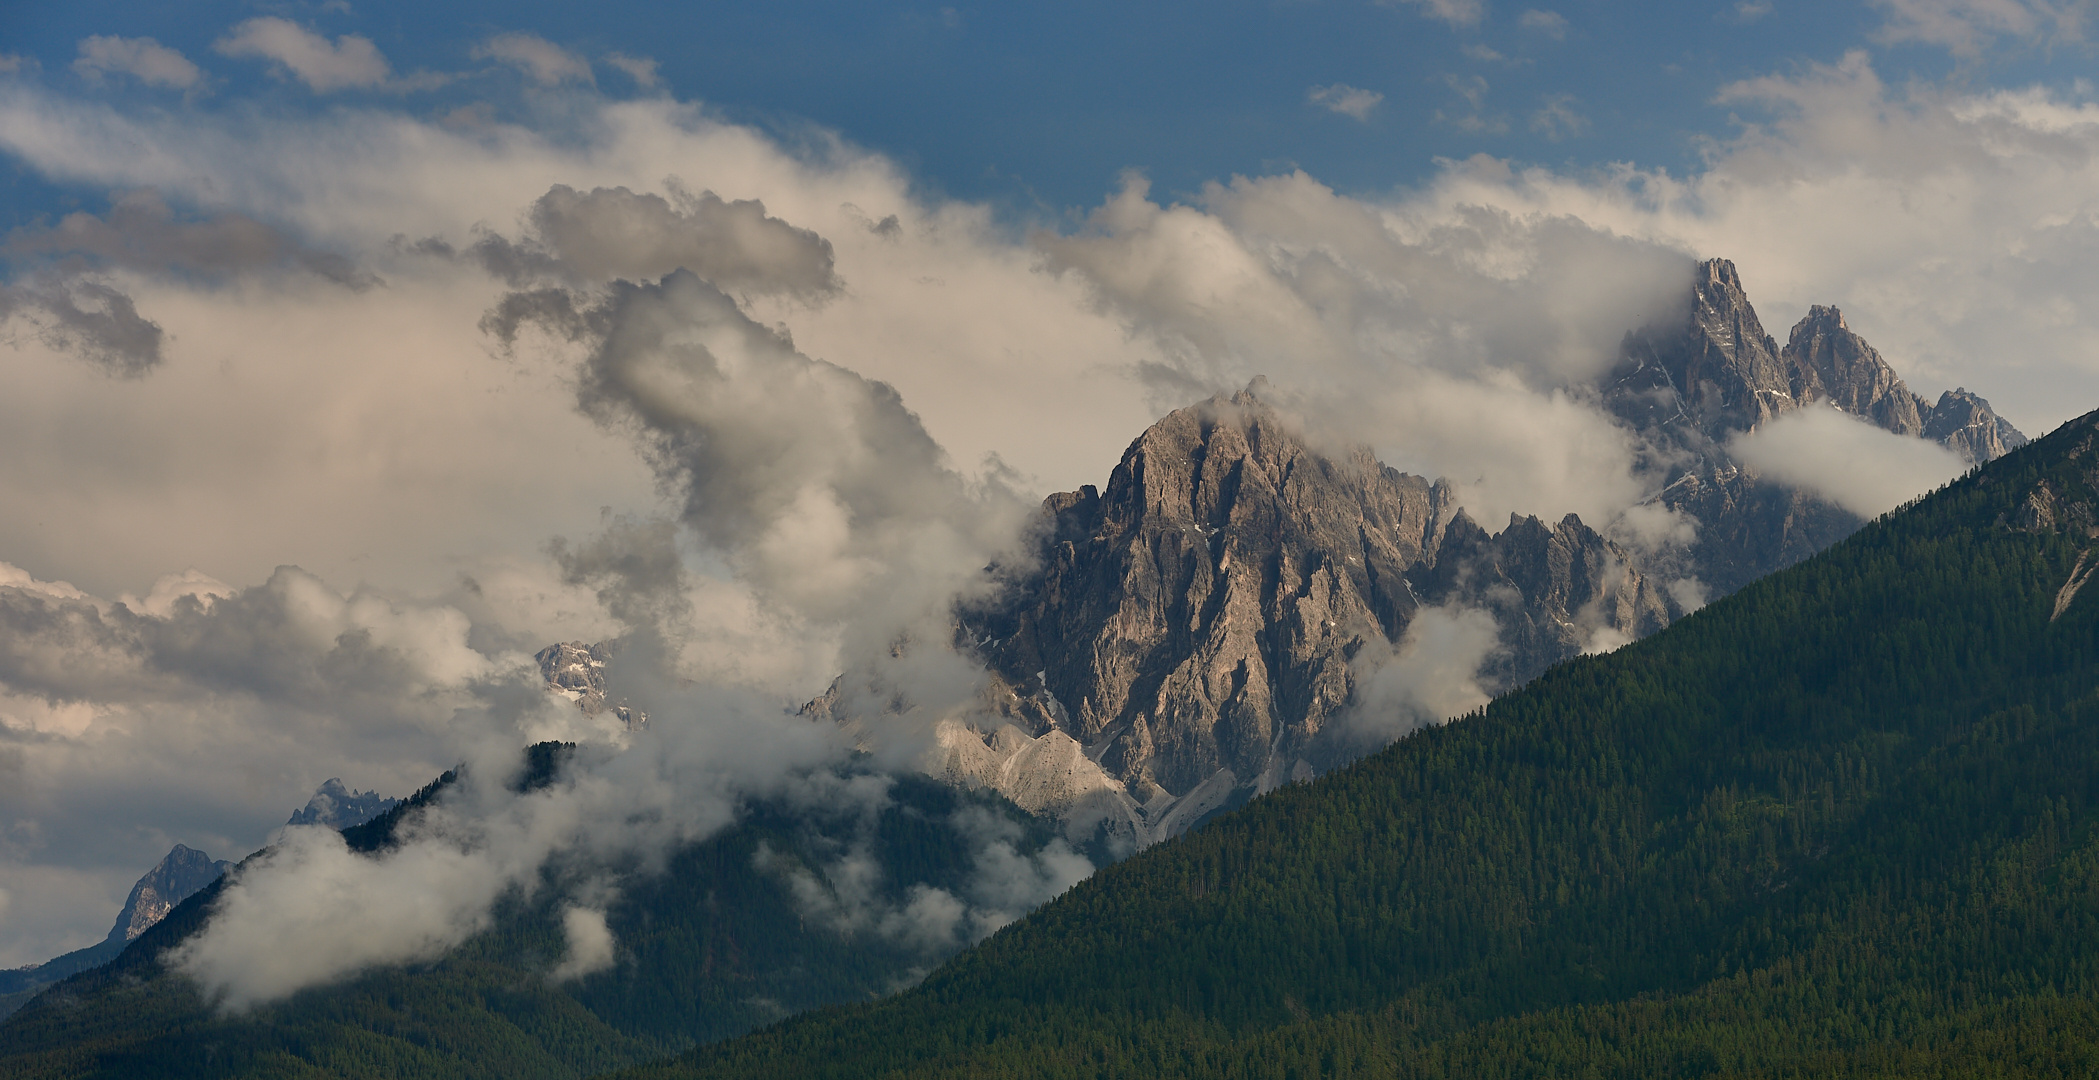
[0,753,1064,1080]
[623,409,2099,1079]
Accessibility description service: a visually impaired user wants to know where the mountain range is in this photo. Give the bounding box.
[0,780,401,1022]
[922,258,2023,850]
[634,390,2099,1080]
[0,257,2053,1078]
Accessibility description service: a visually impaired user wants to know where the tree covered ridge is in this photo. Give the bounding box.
[626,408,2099,1079]
[0,745,1067,1079]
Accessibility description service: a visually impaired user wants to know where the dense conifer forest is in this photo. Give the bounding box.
[617,411,2099,1079]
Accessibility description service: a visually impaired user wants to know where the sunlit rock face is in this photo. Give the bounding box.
[950,259,2028,846]
[963,382,1667,837]
[110,844,230,944]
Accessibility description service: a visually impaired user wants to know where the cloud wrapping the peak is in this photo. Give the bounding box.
[1731,407,1970,516]
[1038,172,1694,529]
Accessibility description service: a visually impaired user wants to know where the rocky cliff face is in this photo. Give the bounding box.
[1607,260,2026,596]
[108,844,228,944]
[286,778,400,831]
[537,641,647,731]
[959,384,1672,837]
[907,259,2026,849]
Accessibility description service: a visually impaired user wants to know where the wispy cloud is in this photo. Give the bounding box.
[214,18,391,93]
[1519,9,1571,38]
[1386,0,1486,29]
[1531,92,1589,139]
[603,52,659,89]
[473,33,594,87]
[73,36,202,91]
[1307,82,1384,120]
[1870,0,2090,56]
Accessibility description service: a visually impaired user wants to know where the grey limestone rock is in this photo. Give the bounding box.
[1606,259,2027,596]
[108,843,229,944]
[536,640,647,731]
[965,383,1668,803]
[286,778,400,831]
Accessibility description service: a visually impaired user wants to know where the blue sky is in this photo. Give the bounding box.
[4,1,2085,220]
[4,0,2099,970]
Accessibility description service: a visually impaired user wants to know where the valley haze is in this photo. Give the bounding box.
[2,0,2098,1063]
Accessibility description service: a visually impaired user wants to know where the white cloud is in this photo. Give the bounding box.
[1343,605,1501,747]
[1869,0,2088,54]
[1436,72,1509,133]
[603,53,660,89]
[1389,0,1487,28]
[73,36,203,91]
[550,906,616,980]
[1519,9,1571,37]
[1734,1,1776,23]
[1731,405,1969,516]
[1531,92,1588,139]
[474,33,594,87]
[0,85,1160,969]
[1409,50,2099,435]
[214,18,390,93]
[1307,83,1384,120]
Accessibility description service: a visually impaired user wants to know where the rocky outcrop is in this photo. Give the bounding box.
[1926,387,2028,465]
[962,384,1671,828]
[1607,260,2027,595]
[911,259,2028,849]
[536,641,647,731]
[286,778,399,830]
[108,844,228,943]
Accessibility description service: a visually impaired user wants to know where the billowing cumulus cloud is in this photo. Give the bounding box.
[464,183,839,297]
[1340,605,1501,748]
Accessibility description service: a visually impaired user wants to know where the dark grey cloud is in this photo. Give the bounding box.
[0,567,492,721]
[460,183,841,299]
[0,277,163,377]
[7,188,377,288]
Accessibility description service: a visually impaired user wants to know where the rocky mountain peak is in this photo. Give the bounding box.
[1611,257,1791,445]
[1780,304,1926,435]
[1927,387,2029,465]
[960,384,1667,838]
[287,779,400,831]
[922,258,2028,852]
[108,843,228,944]
[536,640,647,731]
